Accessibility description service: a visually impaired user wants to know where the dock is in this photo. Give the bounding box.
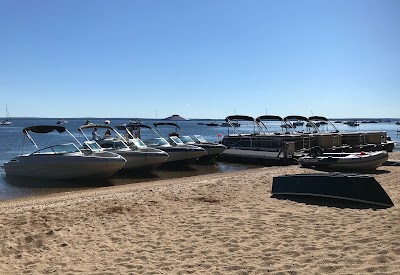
[218,148,299,165]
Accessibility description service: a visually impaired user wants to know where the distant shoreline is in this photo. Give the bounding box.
[3,117,400,121]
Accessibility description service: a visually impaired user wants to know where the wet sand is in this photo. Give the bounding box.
[0,153,399,274]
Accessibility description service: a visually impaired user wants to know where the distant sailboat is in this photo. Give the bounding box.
[0,105,12,125]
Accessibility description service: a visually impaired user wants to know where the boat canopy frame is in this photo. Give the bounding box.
[153,122,182,137]
[22,125,82,152]
[116,123,166,142]
[283,115,319,133]
[225,115,257,136]
[308,116,339,133]
[78,124,128,143]
[255,115,289,134]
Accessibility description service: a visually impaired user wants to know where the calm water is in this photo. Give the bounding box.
[0,117,399,201]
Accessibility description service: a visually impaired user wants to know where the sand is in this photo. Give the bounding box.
[1,153,400,274]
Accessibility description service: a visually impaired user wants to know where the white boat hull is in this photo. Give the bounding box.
[298,151,389,170]
[115,148,169,170]
[4,154,126,180]
[157,146,206,163]
[195,143,226,158]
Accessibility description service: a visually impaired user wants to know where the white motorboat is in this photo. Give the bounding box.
[78,124,169,170]
[153,122,209,160]
[117,124,206,164]
[175,134,226,160]
[152,121,225,159]
[298,148,388,170]
[3,125,126,179]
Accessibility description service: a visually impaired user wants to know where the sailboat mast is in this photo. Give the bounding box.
[1,104,12,125]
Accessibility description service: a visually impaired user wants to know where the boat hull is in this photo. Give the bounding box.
[4,154,126,180]
[194,143,226,159]
[116,149,169,170]
[156,146,206,164]
[298,151,388,170]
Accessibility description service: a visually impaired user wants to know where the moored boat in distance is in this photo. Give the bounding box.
[345,120,360,127]
[206,122,220,127]
[56,119,68,124]
[221,121,240,127]
[0,104,12,125]
[0,121,12,125]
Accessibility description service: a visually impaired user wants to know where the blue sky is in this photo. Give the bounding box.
[1,0,399,119]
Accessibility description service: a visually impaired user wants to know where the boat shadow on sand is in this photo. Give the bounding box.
[271,194,391,210]
[271,173,394,210]
[299,166,391,175]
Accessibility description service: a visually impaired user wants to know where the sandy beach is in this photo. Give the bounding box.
[1,153,400,274]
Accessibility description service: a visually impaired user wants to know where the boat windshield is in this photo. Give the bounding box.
[170,136,185,145]
[32,143,81,155]
[100,140,129,150]
[179,136,195,144]
[84,141,103,152]
[193,135,206,143]
[130,138,147,149]
[144,137,170,147]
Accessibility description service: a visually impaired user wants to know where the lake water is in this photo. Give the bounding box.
[1,117,399,201]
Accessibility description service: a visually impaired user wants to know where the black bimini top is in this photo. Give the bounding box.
[121,124,152,130]
[125,124,151,129]
[309,116,328,121]
[283,115,310,122]
[225,115,255,122]
[78,124,113,130]
[23,125,66,134]
[153,122,181,129]
[255,115,283,122]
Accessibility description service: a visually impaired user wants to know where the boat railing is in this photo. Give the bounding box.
[222,133,313,152]
[31,143,81,155]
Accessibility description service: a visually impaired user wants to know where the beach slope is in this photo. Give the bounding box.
[1,153,400,274]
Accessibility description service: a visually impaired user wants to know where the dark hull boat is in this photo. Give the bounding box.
[272,173,394,208]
